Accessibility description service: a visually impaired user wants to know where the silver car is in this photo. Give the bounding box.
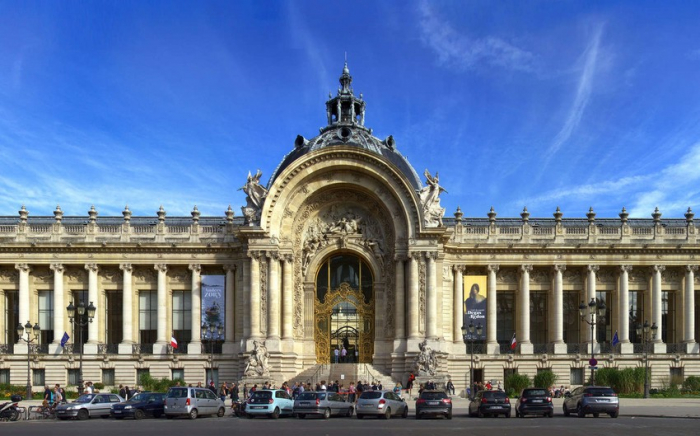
[293,391,354,419]
[164,387,226,419]
[356,390,408,419]
[56,393,125,420]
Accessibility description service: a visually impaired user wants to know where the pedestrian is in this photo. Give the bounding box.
[231,383,239,401]
[243,384,248,399]
[334,347,340,364]
[407,372,415,397]
[393,382,403,398]
[53,384,63,405]
[118,384,127,398]
[219,383,228,403]
[348,382,356,403]
[341,346,347,363]
[446,379,455,395]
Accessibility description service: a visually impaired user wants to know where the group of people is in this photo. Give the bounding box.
[42,384,67,407]
[117,384,143,400]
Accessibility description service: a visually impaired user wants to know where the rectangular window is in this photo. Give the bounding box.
[530,292,548,344]
[139,291,157,344]
[172,291,192,351]
[71,290,88,353]
[563,292,581,346]
[136,368,150,385]
[38,291,54,345]
[68,369,80,386]
[172,369,184,380]
[0,369,9,384]
[662,291,675,344]
[33,369,45,386]
[206,368,219,387]
[629,291,645,343]
[596,291,612,344]
[570,368,584,385]
[102,369,115,386]
[670,367,684,385]
[496,292,515,345]
[105,291,123,346]
[5,290,19,346]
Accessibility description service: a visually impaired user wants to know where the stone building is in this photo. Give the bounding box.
[1,63,699,392]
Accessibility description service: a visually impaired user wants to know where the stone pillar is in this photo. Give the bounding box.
[519,264,533,354]
[118,264,134,354]
[426,252,438,340]
[394,256,406,340]
[684,265,698,353]
[452,265,464,344]
[249,251,262,342]
[85,263,100,354]
[242,258,251,339]
[49,263,65,354]
[651,265,666,353]
[619,265,633,354]
[267,252,281,345]
[223,264,236,354]
[586,265,599,352]
[16,264,31,350]
[407,252,421,340]
[188,264,202,355]
[552,264,566,354]
[281,255,293,341]
[486,264,499,354]
[153,264,168,354]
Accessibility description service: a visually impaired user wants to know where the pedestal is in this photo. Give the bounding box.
[619,342,634,355]
[551,343,567,355]
[14,343,29,354]
[486,343,500,355]
[49,343,64,355]
[83,343,99,354]
[651,342,667,354]
[519,343,533,355]
[683,342,699,354]
[188,341,202,355]
[152,343,169,355]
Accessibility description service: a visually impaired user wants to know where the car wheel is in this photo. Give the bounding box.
[297,413,305,419]
[563,403,570,417]
[77,409,89,421]
[576,404,585,418]
[270,407,280,419]
[189,408,198,420]
[402,406,408,419]
[382,408,391,419]
[609,411,619,418]
[356,414,363,419]
[217,407,225,418]
[323,408,331,419]
[346,407,353,418]
[446,411,452,420]
[134,409,145,420]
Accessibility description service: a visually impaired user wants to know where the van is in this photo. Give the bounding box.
[164,387,226,419]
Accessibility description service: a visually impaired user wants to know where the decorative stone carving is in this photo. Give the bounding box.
[413,339,438,376]
[260,256,268,336]
[596,268,616,283]
[243,340,270,377]
[661,268,680,284]
[240,169,268,226]
[496,268,517,284]
[418,169,446,227]
[419,256,426,334]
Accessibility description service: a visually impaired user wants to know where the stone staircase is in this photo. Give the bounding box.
[288,363,397,389]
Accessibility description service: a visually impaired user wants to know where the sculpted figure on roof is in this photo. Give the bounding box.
[418,169,447,227]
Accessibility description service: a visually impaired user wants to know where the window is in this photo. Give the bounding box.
[0,369,10,384]
[139,291,157,344]
[530,292,548,344]
[596,291,612,344]
[38,291,54,345]
[4,290,19,346]
[629,291,645,343]
[496,292,515,345]
[172,291,192,351]
[570,368,584,385]
[102,369,115,386]
[662,291,676,343]
[172,369,184,380]
[71,290,88,353]
[33,369,45,386]
[105,291,123,345]
[317,255,373,303]
[670,367,684,385]
[68,369,80,386]
[563,292,580,345]
[136,368,150,385]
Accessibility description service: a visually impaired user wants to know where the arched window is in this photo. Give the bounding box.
[316,254,373,303]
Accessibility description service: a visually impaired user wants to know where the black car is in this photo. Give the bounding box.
[468,390,511,418]
[515,388,554,418]
[111,392,166,419]
[415,390,452,419]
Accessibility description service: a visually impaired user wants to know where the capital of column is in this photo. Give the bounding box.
[487,264,500,273]
[188,263,202,273]
[453,264,465,273]
[267,251,281,261]
[248,250,263,261]
[587,265,600,273]
[424,251,438,261]
[283,254,294,263]
[154,264,168,273]
[652,265,666,273]
[520,264,533,273]
[410,252,423,261]
[50,263,65,273]
[686,265,698,273]
[85,263,99,273]
[223,264,237,272]
[119,263,133,273]
[15,263,30,273]
[620,265,633,273]
[553,264,566,273]
[394,254,407,262]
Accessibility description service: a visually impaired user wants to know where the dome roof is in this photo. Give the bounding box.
[267,63,423,191]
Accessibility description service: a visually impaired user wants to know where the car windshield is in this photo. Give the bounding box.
[360,392,382,400]
[522,389,548,397]
[167,388,188,398]
[251,391,272,399]
[74,394,94,404]
[586,388,616,396]
[483,391,507,399]
[128,393,149,403]
[297,392,318,400]
[420,392,448,400]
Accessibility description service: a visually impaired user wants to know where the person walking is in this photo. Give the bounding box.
[341,346,347,363]
[446,379,455,395]
[334,347,340,364]
[231,383,239,401]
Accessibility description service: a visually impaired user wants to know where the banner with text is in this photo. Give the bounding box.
[201,275,226,339]
[463,275,487,340]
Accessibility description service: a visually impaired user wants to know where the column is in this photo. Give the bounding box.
[486,264,499,354]
[452,265,464,344]
[586,265,599,351]
[267,252,281,342]
[552,264,566,354]
[154,264,168,354]
[49,263,65,354]
[651,265,665,352]
[223,264,236,353]
[85,263,100,349]
[684,265,698,353]
[519,264,533,354]
[281,255,293,341]
[249,251,262,341]
[426,252,438,340]
[118,264,134,354]
[188,264,202,355]
[619,265,633,354]
[16,264,31,348]
[394,256,406,341]
[407,252,421,340]
[242,257,251,339]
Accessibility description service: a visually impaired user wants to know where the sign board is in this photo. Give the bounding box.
[589,358,598,366]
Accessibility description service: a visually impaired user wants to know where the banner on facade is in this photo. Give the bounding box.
[463,275,487,340]
[201,275,225,339]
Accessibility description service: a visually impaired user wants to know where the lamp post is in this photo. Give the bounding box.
[203,323,223,384]
[67,300,96,395]
[461,321,483,398]
[636,320,658,399]
[17,321,40,400]
[579,297,606,385]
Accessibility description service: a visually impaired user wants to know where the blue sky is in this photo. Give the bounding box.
[1,1,700,220]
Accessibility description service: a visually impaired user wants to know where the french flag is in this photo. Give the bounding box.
[171,336,178,349]
[510,333,517,350]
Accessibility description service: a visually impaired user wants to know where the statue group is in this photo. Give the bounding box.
[243,340,270,377]
[418,169,446,227]
[413,339,438,376]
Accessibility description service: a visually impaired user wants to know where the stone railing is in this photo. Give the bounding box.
[132,343,154,355]
[0,344,14,354]
[98,343,120,354]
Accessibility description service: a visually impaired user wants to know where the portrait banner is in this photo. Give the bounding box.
[201,275,226,338]
[463,275,487,340]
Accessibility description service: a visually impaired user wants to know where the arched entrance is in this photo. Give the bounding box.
[314,253,374,363]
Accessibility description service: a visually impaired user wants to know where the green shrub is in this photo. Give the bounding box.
[591,367,645,394]
[682,376,700,392]
[94,382,105,390]
[505,373,531,396]
[138,372,179,393]
[533,370,557,389]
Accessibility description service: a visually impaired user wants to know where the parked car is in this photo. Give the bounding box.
[56,393,125,420]
[515,388,553,418]
[246,389,294,419]
[563,386,619,418]
[111,392,166,420]
[293,391,353,419]
[415,390,452,419]
[164,387,226,419]
[356,390,409,419]
[468,390,511,418]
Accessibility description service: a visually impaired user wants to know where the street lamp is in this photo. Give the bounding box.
[203,323,223,384]
[461,321,483,399]
[67,300,96,395]
[636,320,658,399]
[579,297,606,385]
[17,321,40,400]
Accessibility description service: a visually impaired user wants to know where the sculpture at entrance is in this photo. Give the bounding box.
[418,169,447,227]
[413,339,438,376]
[243,340,270,377]
[240,170,268,225]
